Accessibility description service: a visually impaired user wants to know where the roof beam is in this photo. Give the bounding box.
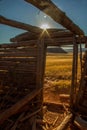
[25,0,84,35]
[10,30,73,42]
[0,15,42,33]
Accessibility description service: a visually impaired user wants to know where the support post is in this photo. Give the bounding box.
[36,37,47,118]
[70,35,78,109]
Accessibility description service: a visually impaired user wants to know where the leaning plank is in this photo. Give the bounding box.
[20,108,41,122]
[10,32,39,42]
[53,113,72,130]
[32,116,36,130]
[0,88,42,125]
[10,30,73,42]
[0,15,42,33]
[25,0,84,35]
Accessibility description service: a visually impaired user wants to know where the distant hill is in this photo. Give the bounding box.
[65,48,86,53]
[47,47,67,53]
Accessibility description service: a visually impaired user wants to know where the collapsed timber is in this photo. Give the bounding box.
[0,0,87,129]
[0,39,72,130]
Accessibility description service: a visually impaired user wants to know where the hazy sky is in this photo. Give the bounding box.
[0,0,87,43]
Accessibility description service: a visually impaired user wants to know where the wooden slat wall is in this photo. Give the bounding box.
[0,45,37,72]
[0,41,46,113]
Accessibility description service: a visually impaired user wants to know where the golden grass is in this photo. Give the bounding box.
[45,53,81,91]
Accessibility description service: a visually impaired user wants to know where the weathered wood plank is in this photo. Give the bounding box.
[35,39,47,118]
[0,15,42,33]
[1,35,86,48]
[12,68,36,73]
[0,51,37,57]
[0,41,37,48]
[0,69,36,75]
[0,62,36,67]
[10,32,39,42]
[53,113,73,130]
[20,108,41,122]
[25,0,84,35]
[0,57,37,62]
[0,65,36,72]
[45,37,74,46]
[70,38,78,108]
[45,37,74,42]
[0,47,37,53]
[0,70,36,79]
[36,39,47,88]
[10,30,73,42]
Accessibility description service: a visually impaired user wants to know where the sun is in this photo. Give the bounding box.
[40,24,50,30]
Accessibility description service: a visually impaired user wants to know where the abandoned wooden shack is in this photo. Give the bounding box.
[0,0,87,130]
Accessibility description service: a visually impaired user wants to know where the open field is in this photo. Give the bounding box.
[44,53,81,103]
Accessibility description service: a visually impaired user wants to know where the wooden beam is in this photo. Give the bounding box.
[10,32,39,42]
[25,0,84,35]
[0,35,86,48]
[10,30,73,42]
[0,41,36,48]
[70,37,78,108]
[0,88,42,125]
[0,15,42,33]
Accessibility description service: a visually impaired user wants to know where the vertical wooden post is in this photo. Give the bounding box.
[76,38,87,111]
[36,38,47,117]
[75,37,83,106]
[36,38,47,88]
[70,35,78,109]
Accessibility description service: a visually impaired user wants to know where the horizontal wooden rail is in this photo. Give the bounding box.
[0,41,37,48]
[0,52,37,57]
[0,57,37,62]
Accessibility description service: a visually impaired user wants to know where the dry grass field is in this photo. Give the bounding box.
[44,53,81,103]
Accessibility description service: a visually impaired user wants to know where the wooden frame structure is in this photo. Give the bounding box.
[0,0,87,129]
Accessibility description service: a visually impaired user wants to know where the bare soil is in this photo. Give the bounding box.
[42,80,71,130]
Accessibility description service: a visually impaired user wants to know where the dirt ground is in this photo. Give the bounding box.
[0,80,77,130]
[42,80,71,130]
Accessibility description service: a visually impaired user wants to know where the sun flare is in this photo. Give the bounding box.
[40,24,50,30]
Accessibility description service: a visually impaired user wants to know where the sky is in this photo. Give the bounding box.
[0,0,87,43]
